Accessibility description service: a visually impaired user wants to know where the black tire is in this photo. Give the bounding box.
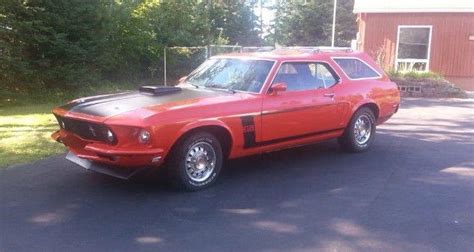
[338,107,376,153]
[168,132,223,191]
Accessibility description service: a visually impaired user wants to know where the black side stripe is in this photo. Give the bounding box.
[252,128,344,148]
[240,116,344,149]
[240,116,257,148]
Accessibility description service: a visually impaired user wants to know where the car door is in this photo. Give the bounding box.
[261,61,343,142]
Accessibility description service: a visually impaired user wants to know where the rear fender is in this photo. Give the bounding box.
[348,99,380,125]
[352,99,379,115]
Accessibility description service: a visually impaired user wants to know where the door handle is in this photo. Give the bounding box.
[324,93,335,98]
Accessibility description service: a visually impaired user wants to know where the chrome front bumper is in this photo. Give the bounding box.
[66,152,148,180]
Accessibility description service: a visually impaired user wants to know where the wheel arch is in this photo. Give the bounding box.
[171,121,234,159]
[353,101,380,121]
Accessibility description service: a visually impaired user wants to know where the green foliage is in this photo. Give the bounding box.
[1,0,261,95]
[0,80,140,107]
[272,0,356,47]
[1,0,358,98]
[165,47,207,82]
[2,0,109,88]
[210,0,261,46]
[388,70,443,80]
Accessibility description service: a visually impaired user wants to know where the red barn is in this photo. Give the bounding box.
[353,0,474,90]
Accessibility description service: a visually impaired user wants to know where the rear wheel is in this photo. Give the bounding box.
[168,132,223,191]
[338,107,376,152]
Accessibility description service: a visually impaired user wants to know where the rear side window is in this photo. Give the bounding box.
[333,58,381,79]
[272,62,338,91]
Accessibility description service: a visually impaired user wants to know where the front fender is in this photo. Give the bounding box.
[165,119,236,156]
[177,119,232,137]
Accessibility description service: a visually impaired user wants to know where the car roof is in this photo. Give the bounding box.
[211,49,368,61]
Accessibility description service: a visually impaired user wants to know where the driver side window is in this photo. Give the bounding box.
[272,62,338,91]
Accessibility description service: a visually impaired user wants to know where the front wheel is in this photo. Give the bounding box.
[168,132,223,191]
[338,107,376,153]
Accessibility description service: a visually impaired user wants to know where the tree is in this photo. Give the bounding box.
[0,0,263,90]
[1,0,112,88]
[334,0,357,46]
[272,0,356,47]
[210,0,261,46]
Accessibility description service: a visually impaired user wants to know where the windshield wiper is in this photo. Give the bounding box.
[226,87,236,94]
[188,82,200,88]
[204,83,221,88]
[226,82,241,94]
[204,83,237,94]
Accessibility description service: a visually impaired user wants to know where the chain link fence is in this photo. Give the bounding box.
[163,45,275,86]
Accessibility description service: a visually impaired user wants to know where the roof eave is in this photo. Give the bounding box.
[353,9,474,14]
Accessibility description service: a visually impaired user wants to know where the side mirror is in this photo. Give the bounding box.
[269,82,287,95]
[178,76,188,83]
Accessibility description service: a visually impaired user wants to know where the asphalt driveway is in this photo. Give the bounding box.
[1,98,473,252]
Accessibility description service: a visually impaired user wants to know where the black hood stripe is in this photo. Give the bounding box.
[62,92,141,110]
[61,88,223,117]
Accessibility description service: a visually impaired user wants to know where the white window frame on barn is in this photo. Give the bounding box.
[395,25,433,72]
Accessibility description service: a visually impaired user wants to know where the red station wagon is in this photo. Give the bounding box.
[51,47,400,190]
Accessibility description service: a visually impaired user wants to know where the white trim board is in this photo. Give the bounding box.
[353,0,474,13]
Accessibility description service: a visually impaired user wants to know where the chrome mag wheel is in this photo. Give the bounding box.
[185,142,216,182]
[354,114,372,145]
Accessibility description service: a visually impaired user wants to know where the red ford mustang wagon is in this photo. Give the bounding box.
[52,47,400,191]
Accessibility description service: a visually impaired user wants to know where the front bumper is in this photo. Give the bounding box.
[66,152,148,179]
[52,130,165,168]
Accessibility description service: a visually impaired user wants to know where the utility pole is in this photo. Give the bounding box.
[259,0,263,39]
[164,47,167,86]
[331,0,337,47]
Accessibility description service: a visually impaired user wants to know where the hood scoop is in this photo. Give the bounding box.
[139,86,182,96]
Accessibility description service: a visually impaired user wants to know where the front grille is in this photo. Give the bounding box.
[54,115,114,144]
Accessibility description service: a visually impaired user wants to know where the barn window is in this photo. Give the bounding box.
[396,26,432,72]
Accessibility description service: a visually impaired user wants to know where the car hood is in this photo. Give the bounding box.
[59,87,229,118]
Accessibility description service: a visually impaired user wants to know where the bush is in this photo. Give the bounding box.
[387,70,443,81]
[0,81,141,107]
[1,0,262,93]
[387,71,467,98]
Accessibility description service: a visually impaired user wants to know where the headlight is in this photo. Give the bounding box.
[59,119,66,129]
[138,129,151,144]
[106,129,115,144]
[55,116,66,129]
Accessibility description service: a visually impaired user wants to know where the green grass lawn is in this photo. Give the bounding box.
[0,104,66,167]
[0,81,142,167]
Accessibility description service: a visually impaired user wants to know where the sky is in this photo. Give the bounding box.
[253,0,277,36]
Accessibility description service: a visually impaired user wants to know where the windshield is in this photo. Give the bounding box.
[186,58,274,93]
